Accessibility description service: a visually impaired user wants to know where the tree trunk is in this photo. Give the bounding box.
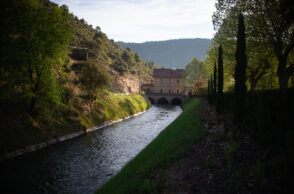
[278,73,289,89]
[30,96,36,115]
[0,63,4,81]
[250,79,257,91]
[292,73,294,88]
[277,56,289,89]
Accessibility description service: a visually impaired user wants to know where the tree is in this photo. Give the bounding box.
[121,48,136,68]
[208,79,211,100]
[134,53,141,63]
[211,74,213,98]
[95,26,101,32]
[218,45,224,95]
[217,45,224,114]
[213,63,217,102]
[248,0,294,89]
[208,74,214,104]
[0,0,72,116]
[80,62,112,101]
[234,13,247,124]
[213,0,294,89]
[185,57,207,85]
[209,2,273,91]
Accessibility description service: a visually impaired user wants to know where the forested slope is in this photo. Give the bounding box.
[118,38,211,69]
[0,0,153,158]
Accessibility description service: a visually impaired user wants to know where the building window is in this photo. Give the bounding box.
[169,89,171,93]
[160,89,163,93]
[177,79,179,84]
[177,89,179,94]
[168,79,171,83]
[160,79,163,84]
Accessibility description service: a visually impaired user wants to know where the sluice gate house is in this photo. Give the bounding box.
[142,68,189,105]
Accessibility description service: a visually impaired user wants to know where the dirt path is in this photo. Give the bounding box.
[150,99,263,194]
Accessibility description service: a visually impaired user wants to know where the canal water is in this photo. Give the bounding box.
[0,105,182,194]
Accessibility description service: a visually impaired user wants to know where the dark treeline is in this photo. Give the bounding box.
[208,3,294,192]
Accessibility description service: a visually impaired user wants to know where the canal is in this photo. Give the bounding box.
[0,105,182,194]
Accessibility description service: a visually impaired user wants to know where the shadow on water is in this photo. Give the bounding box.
[157,97,169,104]
[171,98,182,105]
[0,105,182,194]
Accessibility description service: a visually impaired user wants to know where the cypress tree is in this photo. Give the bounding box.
[213,63,217,103]
[217,44,224,114]
[208,79,211,103]
[210,74,213,97]
[210,74,213,94]
[209,74,213,104]
[218,45,224,95]
[234,13,247,124]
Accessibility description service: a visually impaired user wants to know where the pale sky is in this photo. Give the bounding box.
[51,0,215,43]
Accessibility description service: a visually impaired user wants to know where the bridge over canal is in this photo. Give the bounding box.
[146,93,187,105]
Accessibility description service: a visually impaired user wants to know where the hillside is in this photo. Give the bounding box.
[0,0,152,158]
[118,38,211,69]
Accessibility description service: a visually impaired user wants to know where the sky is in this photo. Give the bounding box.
[51,0,215,43]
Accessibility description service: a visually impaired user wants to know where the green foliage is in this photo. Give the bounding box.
[234,13,247,124]
[212,63,217,104]
[134,53,141,63]
[67,10,154,79]
[79,93,150,128]
[216,45,224,114]
[185,57,208,85]
[212,0,294,89]
[218,45,224,95]
[208,79,211,100]
[96,98,205,194]
[79,61,112,100]
[0,0,153,157]
[0,0,72,117]
[206,0,286,92]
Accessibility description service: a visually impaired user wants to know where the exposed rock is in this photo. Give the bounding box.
[115,73,140,94]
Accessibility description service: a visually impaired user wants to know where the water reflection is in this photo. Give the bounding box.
[0,105,182,194]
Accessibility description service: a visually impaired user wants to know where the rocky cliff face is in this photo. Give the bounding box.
[116,74,140,94]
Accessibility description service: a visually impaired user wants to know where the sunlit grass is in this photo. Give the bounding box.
[79,93,150,128]
[96,98,205,194]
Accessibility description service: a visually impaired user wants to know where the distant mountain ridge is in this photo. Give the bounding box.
[118,38,211,69]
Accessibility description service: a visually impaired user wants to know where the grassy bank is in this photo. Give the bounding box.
[96,98,205,194]
[0,93,150,158]
[79,92,151,128]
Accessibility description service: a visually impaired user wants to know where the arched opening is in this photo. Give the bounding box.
[157,97,168,104]
[171,98,182,105]
[148,97,155,104]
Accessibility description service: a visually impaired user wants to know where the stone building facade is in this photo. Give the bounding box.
[142,68,185,94]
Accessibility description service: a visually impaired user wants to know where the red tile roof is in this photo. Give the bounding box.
[153,69,185,78]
